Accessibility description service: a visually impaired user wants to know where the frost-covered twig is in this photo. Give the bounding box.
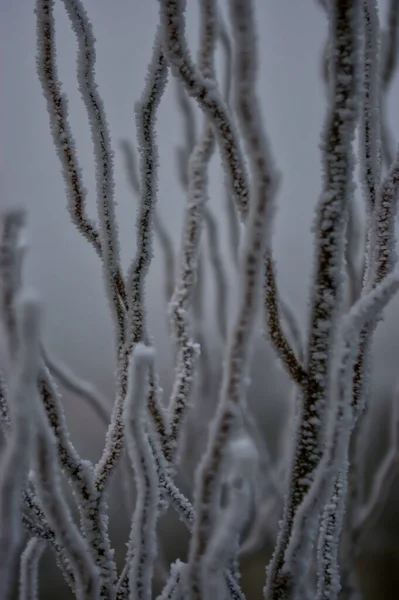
[352,380,399,547]
[316,270,399,600]
[120,139,176,306]
[1,210,114,594]
[161,0,298,395]
[347,121,399,581]
[95,27,169,495]
[174,82,211,392]
[0,373,11,436]
[201,434,258,598]
[338,6,399,595]
[147,433,246,600]
[281,270,399,600]
[345,194,364,306]
[21,488,77,592]
[166,0,218,466]
[380,0,399,168]
[35,0,126,312]
[349,138,399,447]
[61,0,125,353]
[278,299,306,365]
[266,1,361,597]
[0,209,26,359]
[264,258,307,386]
[218,15,240,268]
[16,300,98,600]
[37,368,117,597]
[41,343,137,520]
[318,9,365,309]
[2,289,93,600]
[123,344,159,600]
[19,537,46,600]
[33,379,100,600]
[338,6,383,591]
[203,205,229,343]
[175,82,197,190]
[125,29,168,348]
[159,0,249,221]
[228,0,303,386]
[156,561,185,600]
[0,293,42,599]
[359,0,381,218]
[35,10,127,579]
[185,1,277,595]
[41,345,110,426]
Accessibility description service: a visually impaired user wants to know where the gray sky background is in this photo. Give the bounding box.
[1,0,398,398]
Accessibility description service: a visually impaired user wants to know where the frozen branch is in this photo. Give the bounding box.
[95,27,169,495]
[35,0,126,313]
[19,537,46,600]
[266,1,361,597]
[32,386,100,600]
[0,293,42,599]
[123,344,159,600]
[120,139,176,306]
[61,0,125,353]
[166,0,218,466]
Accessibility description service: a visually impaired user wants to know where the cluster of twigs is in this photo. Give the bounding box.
[2,0,399,599]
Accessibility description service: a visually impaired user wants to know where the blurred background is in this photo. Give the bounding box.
[1,0,399,597]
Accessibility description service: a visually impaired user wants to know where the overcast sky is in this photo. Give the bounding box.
[1,0,399,395]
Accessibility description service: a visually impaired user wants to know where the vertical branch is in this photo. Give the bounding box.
[123,344,160,600]
[120,139,176,307]
[264,259,308,386]
[315,5,399,598]
[380,0,399,169]
[61,0,126,353]
[126,33,168,345]
[351,18,395,484]
[38,369,118,597]
[338,4,383,595]
[159,0,249,222]
[381,0,399,88]
[185,0,278,596]
[352,381,399,545]
[19,537,46,600]
[35,7,125,584]
[280,273,399,599]
[342,145,399,600]
[318,5,365,309]
[0,293,42,599]
[345,194,364,305]
[95,29,169,494]
[359,0,381,219]
[315,273,399,600]
[218,15,241,267]
[41,345,110,425]
[201,435,258,598]
[202,17,237,347]
[0,209,26,359]
[35,0,102,259]
[0,374,11,436]
[161,0,298,392]
[370,148,399,285]
[21,490,77,593]
[166,0,218,465]
[265,1,361,597]
[203,206,229,342]
[173,80,211,403]
[156,561,185,600]
[33,383,100,600]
